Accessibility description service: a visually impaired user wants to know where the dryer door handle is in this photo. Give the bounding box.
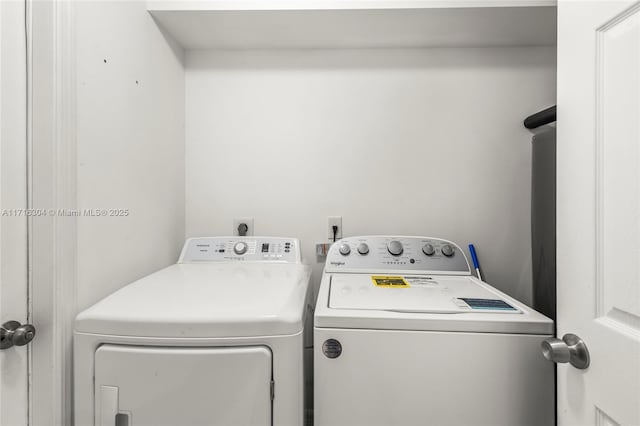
[99,385,131,426]
[99,386,131,426]
[99,386,119,426]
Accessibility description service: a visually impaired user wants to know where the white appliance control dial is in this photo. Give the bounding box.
[357,243,369,255]
[339,243,351,256]
[233,241,248,255]
[422,243,435,256]
[387,240,404,256]
[441,244,454,257]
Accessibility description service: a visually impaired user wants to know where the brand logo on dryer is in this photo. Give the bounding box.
[329,261,345,266]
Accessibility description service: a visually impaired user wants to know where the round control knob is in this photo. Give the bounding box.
[357,243,369,255]
[233,241,248,255]
[339,243,351,256]
[422,243,435,256]
[387,240,404,256]
[441,244,454,257]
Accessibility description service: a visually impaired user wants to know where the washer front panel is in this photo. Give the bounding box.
[314,327,554,426]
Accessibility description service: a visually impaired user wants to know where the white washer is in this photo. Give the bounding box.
[75,237,312,426]
[314,236,554,426]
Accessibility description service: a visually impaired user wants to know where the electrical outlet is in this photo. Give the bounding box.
[327,216,342,241]
[233,218,254,236]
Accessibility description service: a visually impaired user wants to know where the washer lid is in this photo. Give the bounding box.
[75,263,311,338]
[330,274,521,314]
[316,274,553,334]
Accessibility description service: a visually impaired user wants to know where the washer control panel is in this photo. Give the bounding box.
[325,236,470,274]
[179,237,300,263]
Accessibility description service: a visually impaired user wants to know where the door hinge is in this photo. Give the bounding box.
[270,379,275,401]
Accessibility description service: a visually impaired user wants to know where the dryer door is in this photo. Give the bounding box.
[94,345,272,426]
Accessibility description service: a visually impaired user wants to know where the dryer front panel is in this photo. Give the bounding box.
[94,345,272,426]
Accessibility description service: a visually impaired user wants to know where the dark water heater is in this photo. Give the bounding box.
[525,106,556,321]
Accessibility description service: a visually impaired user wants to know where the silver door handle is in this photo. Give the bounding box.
[0,320,36,350]
[541,333,590,369]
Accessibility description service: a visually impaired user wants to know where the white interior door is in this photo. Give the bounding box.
[0,0,30,425]
[557,1,640,425]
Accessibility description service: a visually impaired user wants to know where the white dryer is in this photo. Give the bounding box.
[314,236,554,426]
[75,237,312,426]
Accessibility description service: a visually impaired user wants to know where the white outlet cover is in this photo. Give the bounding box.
[327,216,342,240]
[233,218,254,236]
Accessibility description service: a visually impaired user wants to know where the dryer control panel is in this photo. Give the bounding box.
[179,237,301,263]
[325,236,470,274]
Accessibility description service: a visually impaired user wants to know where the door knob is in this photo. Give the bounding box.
[541,333,590,369]
[1,320,36,350]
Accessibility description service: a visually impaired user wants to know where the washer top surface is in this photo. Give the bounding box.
[315,236,553,335]
[330,274,522,314]
[75,237,311,338]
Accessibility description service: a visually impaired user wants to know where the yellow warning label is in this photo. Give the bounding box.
[371,276,410,288]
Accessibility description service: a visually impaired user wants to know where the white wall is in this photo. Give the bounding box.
[185,47,556,304]
[0,1,29,424]
[75,1,185,311]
